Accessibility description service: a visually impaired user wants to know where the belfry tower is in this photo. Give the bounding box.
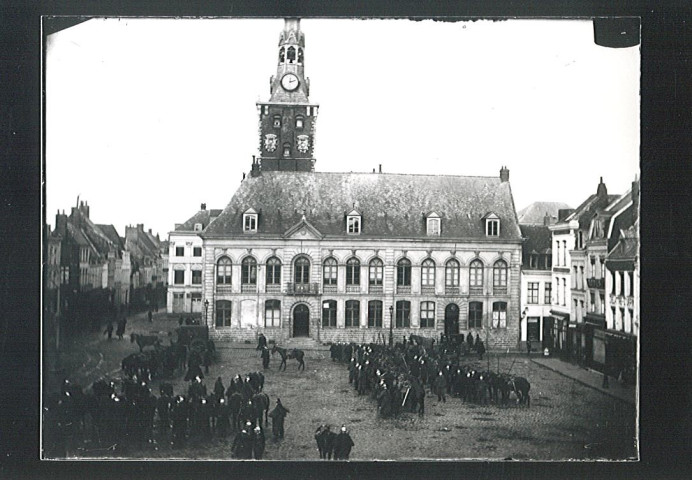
[255,18,319,173]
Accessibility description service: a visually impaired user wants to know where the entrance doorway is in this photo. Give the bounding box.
[444,303,460,336]
[293,304,310,337]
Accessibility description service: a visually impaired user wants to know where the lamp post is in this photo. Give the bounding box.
[204,299,209,325]
[388,305,394,348]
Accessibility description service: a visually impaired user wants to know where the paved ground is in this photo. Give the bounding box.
[42,312,638,461]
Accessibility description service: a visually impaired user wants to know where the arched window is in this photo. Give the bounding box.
[369,258,383,286]
[323,257,337,286]
[420,301,435,328]
[322,299,336,327]
[216,300,232,327]
[368,300,383,327]
[421,259,435,288]
[395,300,411,328]
[493,259,508,291]
[468,301,483,329]
[217,257,232,285]
[345,300,360,327]
[445,259,460,287]
[266,257,282,286]
[469,259,483,289]
[294,256,310,284]
[287,46,296,63]
[241,257,257,285]
[297,47,304,64]
[397,258,411,286]
[279,47,285,63]
[346,258,360,286]
[492,301,507,329]
[265,300,281,327]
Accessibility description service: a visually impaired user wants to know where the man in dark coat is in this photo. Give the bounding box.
[214,377,225,399]
[477,340,486,360]
[261,346,271,370]
[467,332,474,351]
[104,320,114,340]
[216,397,230,438]
[315,425,328,459]
[256,333,267,351]
[231,426,253,459]
[148,310,153,323]
[377,384,393,418]
[116,316,127,340]
[268,398,289,441]
[333,425,355,460]
[433,371,448,403]
[252,425,266,459]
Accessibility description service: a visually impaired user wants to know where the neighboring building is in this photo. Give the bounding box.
[167,204,222,315]
[519,222,553,352]
[125,223,165,309]
[517,202,571,225]
[160,240,170,287]
[548,178,619,359]
[199,19,523,349]
[44,225,62,317]
[96,223,131,306]
[604,179,639,379]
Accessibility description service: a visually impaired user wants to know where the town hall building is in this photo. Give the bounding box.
[197,19,523,349]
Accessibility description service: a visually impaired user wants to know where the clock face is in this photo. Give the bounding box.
[281,73,299,91]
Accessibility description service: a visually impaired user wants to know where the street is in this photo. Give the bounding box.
[42,311,637,460]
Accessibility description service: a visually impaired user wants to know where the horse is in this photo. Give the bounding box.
[226,392,244,431]
[130,333,161,352]
[251,392,270,427]
[246,372,265,392]
[510,376,531,407]
[271,345,305,371]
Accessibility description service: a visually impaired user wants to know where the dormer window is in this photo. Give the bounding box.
[243,208,258,233]
[426,212,441,236]
[484,213,500,236]
[194,223,203,232]
[347,210,361,235]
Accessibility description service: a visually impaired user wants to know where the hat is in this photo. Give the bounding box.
[246,421,252,426]
[254,426,261,432]
[341,425,347,432]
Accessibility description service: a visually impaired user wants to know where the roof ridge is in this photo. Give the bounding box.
[259,171,501,180]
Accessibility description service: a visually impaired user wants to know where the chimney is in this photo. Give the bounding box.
[148,229,152,234]
[243,172,246,180]
[201,203,206,211]
[137,224,144,232]
[543,212,556,226]
[251,157,261,177]
[379,164,382,174]
[558,208,575,222]
[55,211,68,236]
[500,166,510,183]
[596,176,608,198]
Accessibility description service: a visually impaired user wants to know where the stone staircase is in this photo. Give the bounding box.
[284,336,328,350]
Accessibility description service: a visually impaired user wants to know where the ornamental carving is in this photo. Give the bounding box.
[264,134,277,152]
[297,135,309,153]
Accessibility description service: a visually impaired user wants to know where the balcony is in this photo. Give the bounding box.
[286,282,320,296]
[322,284,338,294]
[216,284,232,295]
[445,287,460,295]
[345,285,361,294]
[493,286,507,295]
[241,284,257,294]
[469,286,483,295]
[421,286,436,295]
[587,278,605,289]
[396,285,411,295]
[368,285,383,295]
[265,284,282,294]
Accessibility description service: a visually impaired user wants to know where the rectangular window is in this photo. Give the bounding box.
[192,270,202,285]
[620,308,626,331]
[244,214,258,233]
[174,270,184,285]
[492,302,507,329]
[427,218,440,236]
[265,300,281,327]
[590,291,596,312]
[216,300,232,327]
[600,294,605,315]
[562,240,567,266]
[529,254,538,269]
[579,266,585,289]
[395,301,411,328]
[545,254,552,269]
[628,272,634,297]
[468,302,483,329]
[345,300,360,327]
[61,266,69,284]
[420,302,435,328]
[175,246,184,257]
[527,282,539,304]
[347,216,361,234]
[193,247,202,257]
[322,300,337,327]
[368,301,383,327]
[611,307,617,329]
[486,219,499,236]
[619,272,625,296]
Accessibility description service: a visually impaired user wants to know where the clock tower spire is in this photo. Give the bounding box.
[255,18,319,173]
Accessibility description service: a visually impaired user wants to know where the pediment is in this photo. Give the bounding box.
[283,217,324,240]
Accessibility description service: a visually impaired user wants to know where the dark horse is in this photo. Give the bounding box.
[130,333,161,352]
[510,376,531,407]
[271,346,305,371]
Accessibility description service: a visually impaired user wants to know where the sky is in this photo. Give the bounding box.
[45,17,640,238]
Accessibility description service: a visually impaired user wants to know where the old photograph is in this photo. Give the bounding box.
[42,17,640,460]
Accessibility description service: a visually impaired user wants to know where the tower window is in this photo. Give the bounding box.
[283,143,291,157]
[279,47,285,63]
[295,116,304,129]
[297,47,304,64]
[287,46,296,63]
[273,116,281,128]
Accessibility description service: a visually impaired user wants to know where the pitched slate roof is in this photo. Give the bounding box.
[96,224,124,251]
[565,193,620,229]
[204,172,521,241]
[520,225,552,255]
[517,202,571,225]
[175,209,224,232]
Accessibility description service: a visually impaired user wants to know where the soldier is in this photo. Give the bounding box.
[333,425,355,460]
[433,370,448,403]
[171,396,189,448]
[231,423,254,459]
[116,316,127,340]
[268,398,289,441]
[216,397,230,438]
[252,425,266,459]
[256,332,267,351]
[148,310,153,323]
[477,340,486,361]
[156,388,172,437]
[104,320,114,340]
[261,346,271,370]
[377,384,392,418]
[214,377,225,399]
[239,400,255,427]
